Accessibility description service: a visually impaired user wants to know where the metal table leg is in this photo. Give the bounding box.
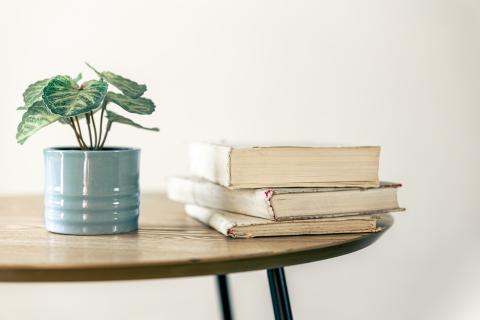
[267,267,293,320]
[216,274,233,320]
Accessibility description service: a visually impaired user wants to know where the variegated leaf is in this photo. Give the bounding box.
[107,92,156,115]
[86,63,146,98]
[73,73,82,82]
[21,78,50,110]
[16,101,62,144]
[58,117,72,124]
[106,110,159,131]
[43,76,108,117]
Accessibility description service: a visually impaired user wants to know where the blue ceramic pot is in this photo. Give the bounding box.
[44,147,141,235]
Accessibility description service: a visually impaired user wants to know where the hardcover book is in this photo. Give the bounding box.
[167,176,404,221]
[189,143,381,189]
[185,204,392,238]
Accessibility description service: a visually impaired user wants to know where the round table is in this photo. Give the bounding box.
[0,194,393,320]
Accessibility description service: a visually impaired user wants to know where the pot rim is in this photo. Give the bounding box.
[44,147,140,153]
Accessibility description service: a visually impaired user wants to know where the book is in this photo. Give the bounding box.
[185,204,392,238]
[189,143,381,189]
[167,176,404,221]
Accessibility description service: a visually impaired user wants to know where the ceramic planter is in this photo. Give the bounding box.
[44,147,140,235]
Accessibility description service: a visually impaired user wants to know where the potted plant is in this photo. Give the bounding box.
[16,63,159,235]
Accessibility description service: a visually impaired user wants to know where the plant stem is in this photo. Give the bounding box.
[99,121,112,149]
[74,116,88,147]
[90,111,98,149]
[70,118,86,149]
[97,99,108,149]
[85,113,93,149]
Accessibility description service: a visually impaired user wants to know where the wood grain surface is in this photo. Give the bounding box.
[0,194,392,282]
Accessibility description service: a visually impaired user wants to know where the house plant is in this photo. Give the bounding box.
[16,63,159,235]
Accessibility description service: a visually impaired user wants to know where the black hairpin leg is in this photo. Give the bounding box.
[267,267,293,320]
[216,274,233,320]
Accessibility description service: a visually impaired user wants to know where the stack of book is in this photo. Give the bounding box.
[167,143,404,238]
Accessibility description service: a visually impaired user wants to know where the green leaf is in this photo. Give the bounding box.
[58,117,72,125]
[106,92,156,115]
[106,110,159,131]
[43,76,108,117]
[16,101,61,144]
[21,78,50,110]
[73,73,82,82]
[20,73,81,110]
[86,63,146,98]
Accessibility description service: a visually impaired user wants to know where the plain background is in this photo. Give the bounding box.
[1,0,479,319]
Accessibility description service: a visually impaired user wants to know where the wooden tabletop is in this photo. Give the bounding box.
[0,194,392,282]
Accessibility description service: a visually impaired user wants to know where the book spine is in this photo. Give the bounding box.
[184,205,234,237]
[166,177,275,220]
[189,144,232,187]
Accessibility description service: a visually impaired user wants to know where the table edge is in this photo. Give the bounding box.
[0,227,389,282]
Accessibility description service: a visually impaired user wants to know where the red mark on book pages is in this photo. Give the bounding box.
[264,190,272,199]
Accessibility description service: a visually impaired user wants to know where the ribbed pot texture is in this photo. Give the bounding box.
[43,147,140,235]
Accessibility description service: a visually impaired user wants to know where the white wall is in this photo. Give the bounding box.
[1,0,479,319]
